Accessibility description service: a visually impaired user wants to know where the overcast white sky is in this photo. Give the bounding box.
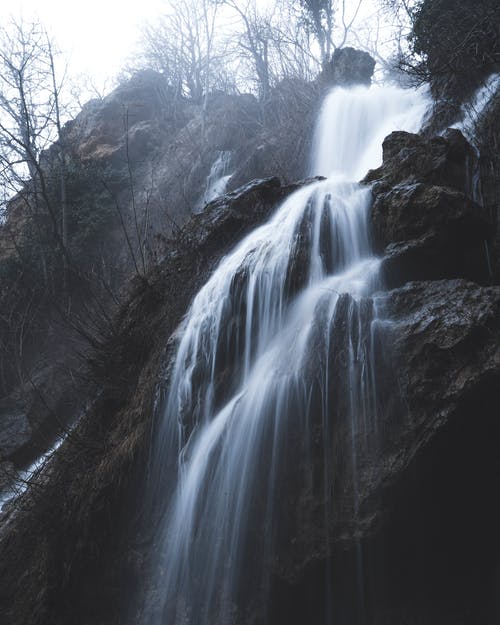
[0,0,165,87]
[0,0,392,100]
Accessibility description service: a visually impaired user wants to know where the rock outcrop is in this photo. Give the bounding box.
[266,279,500,624]
[321,47,376,87]
[0,44,498,625]
[263,123,500,623]
[0,176,317,625]
[0,70,324,488]
[364,129,492,287]
[477,87,500,281]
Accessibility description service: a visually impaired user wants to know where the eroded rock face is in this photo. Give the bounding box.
[372,183,489,250]
[477,90,500,281]
[261,126,500,624]
[374,183,490,286]
[379,279,500,479]
[365,128,476,194]
[365,128,492,287]
[264,279,500,624]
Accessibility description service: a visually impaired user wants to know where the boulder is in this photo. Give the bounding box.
[365,128,492,286]
[371,183,489,251]
[364,128,477,194]
[265,280,500,624]
[321,47,376,87]
[371,183,491,286]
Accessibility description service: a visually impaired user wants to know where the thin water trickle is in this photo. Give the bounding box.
[145,84,429,625]
[197,150,233,211]
[453,73,500,143]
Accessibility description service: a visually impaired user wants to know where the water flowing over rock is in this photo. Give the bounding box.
[1,56,499,625]
[142,84,429,625]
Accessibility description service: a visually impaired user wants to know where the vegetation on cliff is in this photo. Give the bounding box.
[0,1,499,623]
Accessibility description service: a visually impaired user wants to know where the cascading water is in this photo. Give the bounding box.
[452,72,500,143]
[145,85,428,624]
[197,150,234,211]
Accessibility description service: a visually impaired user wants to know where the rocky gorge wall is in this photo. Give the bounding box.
[0,66,326,496]
[0,46,499,625]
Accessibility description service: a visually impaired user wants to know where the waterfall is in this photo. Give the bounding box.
[145,85,428,625]
[452,72,500,143]
[197,150,233,211]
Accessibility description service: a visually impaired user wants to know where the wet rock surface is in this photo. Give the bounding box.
[476,90,500,281]
[0,62,499,625]
[0,175,317,625]
[371,183,489,250]
[265,279,500,624]
[379,279,500,479]
[366,128,492,286]
[364,128,476,193]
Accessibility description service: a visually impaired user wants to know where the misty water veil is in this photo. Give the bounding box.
[143,84,428,624]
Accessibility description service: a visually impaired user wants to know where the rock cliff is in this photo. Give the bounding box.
[0,44,499,625]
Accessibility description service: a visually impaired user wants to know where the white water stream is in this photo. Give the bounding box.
[145,85,428,624]
[453,72,500,142]
[197,150,233,211]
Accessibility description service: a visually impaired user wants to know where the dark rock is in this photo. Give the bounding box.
[420,99,464,136]
[365,127,493,286]
[284,199,314,299]
[300,278,500,539]
[321,47,376,87]
[372,183,491,286]
[364,128,477,194]
[0,461,15,493]
[378,279,500,476]
[0,401,32,460]
[476,88,500,281]
[371,183,488,250]
[265,280,500,623]
[183,176,312,251]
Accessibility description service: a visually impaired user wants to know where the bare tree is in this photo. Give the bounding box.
[0,18,71,283]
[297,0,335,63]
[222,0,273,100]
[140,0,224,102]
[220,0,321,98]
[293,0,365,64]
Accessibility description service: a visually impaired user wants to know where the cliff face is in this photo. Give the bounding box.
[0,176,315,625]
[251,124,500,624]
[0,70,324,489]
[0,44,499,625]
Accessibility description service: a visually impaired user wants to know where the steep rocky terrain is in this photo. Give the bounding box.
[0,64,329,493]
[0,176,316,625]
[0,39,499,625]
